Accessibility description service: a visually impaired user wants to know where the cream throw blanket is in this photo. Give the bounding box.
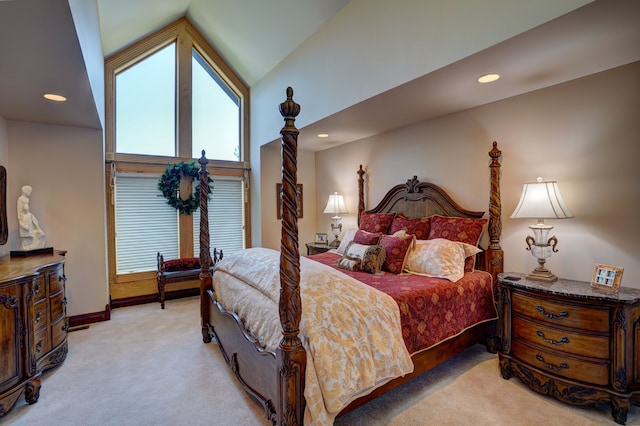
[213,247,414,425]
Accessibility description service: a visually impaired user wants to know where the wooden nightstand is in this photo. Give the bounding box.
[305,242,331,256]
[496,273,640,424]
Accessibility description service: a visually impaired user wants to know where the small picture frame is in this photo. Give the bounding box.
[591,264,624,291]
[314,233,328,244]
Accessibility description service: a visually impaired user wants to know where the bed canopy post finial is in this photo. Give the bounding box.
[278,86,306,425]
[486,141,504,281]
[357,165,365,226]
[198,150,213,343]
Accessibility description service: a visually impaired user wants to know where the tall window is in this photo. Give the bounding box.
[105,18,250,301]
[115,44,176,156]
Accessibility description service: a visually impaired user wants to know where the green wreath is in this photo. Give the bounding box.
[158,161,213,215]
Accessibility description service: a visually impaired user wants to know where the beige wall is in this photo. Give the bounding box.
[248,0,591,245]
[7,121,108,316]
[260,141,317,251]
[310,62,640,286]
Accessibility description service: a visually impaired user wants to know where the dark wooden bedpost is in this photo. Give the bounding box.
[198,151,213,343]
[486,141,504,282]
[277,87,306,425]
[357,165,365,226]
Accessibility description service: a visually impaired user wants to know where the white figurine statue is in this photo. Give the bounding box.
[17,185,47,251]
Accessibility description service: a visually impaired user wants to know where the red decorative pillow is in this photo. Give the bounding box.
[428,215,487,272]
[379,234,414,274]
[163,257,200,272]
[390,214,431,240]
[354,230,382,245]
[359,212,396,234]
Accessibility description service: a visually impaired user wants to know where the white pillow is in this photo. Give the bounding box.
[336,228,357,255]
[404,238,482,282]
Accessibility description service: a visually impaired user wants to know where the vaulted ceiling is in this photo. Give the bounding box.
[0,0,638,151]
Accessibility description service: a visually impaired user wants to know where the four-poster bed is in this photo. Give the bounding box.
[198,87,504,425]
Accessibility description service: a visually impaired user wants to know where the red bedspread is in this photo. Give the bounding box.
[310,251,498,355]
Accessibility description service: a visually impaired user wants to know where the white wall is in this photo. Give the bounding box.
[68,0,106,129]
[0,115,8,258]
[248,0,591,245]
[7,121,108,316]
[311,63,640,286]
[260,141,317,251]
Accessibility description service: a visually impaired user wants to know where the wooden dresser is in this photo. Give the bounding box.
[497,273,640,424]
[0,251,68,417]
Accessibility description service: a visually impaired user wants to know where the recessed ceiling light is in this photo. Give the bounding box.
[317,133,329,138]
[43,93,67,102]
[477,73,500,84]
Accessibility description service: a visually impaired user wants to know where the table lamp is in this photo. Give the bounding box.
[510,177,574,282]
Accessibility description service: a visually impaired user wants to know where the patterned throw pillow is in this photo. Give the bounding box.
[405,238,482,282]
[389,214,431,240]
[338,242,386,274]
[379,234,415,274]
[428,215,487,272]
[359,212,396,234]
[163,257,200,272]
[336,229,358,255]
[354,229,382,245]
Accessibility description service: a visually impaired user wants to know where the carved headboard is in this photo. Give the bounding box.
[357,166,485,222]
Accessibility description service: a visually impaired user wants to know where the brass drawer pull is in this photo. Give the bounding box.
[536,330,570,346]
[536,305,569,320]
[35,340,43,355]
[536,354,569,371]
[34,309,42,324]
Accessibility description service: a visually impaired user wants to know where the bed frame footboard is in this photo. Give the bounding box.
[205,289,279,423]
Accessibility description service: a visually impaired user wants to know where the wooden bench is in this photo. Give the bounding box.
[156,250,222,309]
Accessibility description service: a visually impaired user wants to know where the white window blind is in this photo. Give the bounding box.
[115,173,179,274]
[193,177,245,256]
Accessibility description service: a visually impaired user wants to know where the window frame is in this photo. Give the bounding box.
[105,18,250,301]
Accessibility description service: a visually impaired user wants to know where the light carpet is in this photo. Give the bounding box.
[2,296,638,425]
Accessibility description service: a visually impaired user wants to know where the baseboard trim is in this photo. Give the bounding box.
[68,304,111,327]
[110,288,200,310]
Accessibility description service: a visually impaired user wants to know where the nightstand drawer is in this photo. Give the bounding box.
[513,316,609,359]
[512,339,609,386]
[306,243,331,256]
[512,292,609,332]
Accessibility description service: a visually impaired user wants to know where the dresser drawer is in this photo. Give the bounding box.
[51,316,68,348]
[49,267,65,294]
[513,316,609,359]
[49,289,66,323]
[32,276,46,302]
[512,339,609,386]
[512,292,609,332]
[33,326,50,360]
[32,299,49,331]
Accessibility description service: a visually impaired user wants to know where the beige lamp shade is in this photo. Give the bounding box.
[511,178,574,220]
[323,192,348,218]
[510,177,574,282]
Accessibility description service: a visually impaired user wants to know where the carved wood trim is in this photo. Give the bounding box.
[357,165,365,225]
[277,87,306,425]
[486,141,504,280]
[0,165,6,245]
